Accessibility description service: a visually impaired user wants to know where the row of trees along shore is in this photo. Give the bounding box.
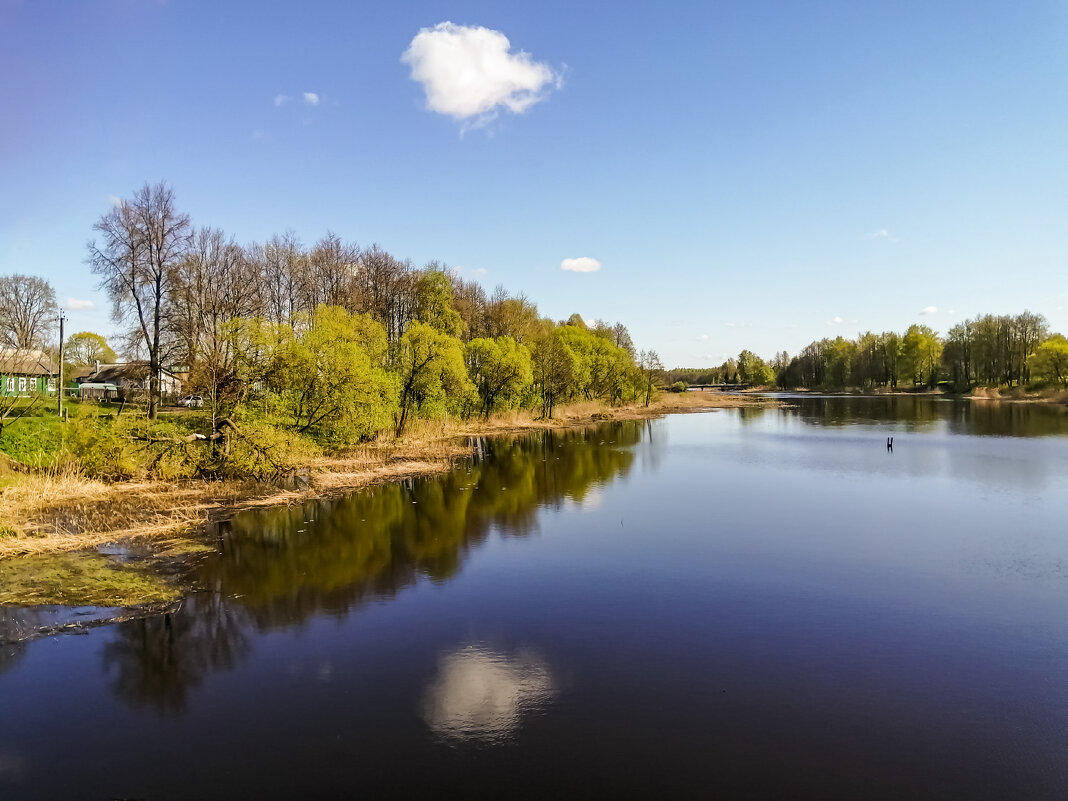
[666,313,1068,391]
[1,182,661,479]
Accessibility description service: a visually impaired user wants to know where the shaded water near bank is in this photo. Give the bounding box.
[3,397,1068,799]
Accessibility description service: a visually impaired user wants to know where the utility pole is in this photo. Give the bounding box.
[57,310,65,417]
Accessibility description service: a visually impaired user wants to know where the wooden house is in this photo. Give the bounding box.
[0,349,58,397]
[76,362,183,400]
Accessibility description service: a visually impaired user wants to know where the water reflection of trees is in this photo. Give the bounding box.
[101,422,643,712]
[782,396,1068,436]
[101,593,250,714]
[201,422,640,629]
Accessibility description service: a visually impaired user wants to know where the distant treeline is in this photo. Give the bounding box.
[668,312,1068,391]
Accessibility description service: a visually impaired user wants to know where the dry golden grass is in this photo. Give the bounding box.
[0,392,769,561]
[969,385,1068,403]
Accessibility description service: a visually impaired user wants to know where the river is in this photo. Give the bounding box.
[2,397,1068,799]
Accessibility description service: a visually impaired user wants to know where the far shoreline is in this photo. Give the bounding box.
[708,386,1068,404]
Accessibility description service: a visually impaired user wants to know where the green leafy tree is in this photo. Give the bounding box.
[1028,334,1068,388]
[277,306,397,444]
[638,350,663,407]
[532,325,579,418]
[465,337,534,417]
[900,325,943,387]
[65,331,116,366]
[414,270,464,337]
[737,349,775,386]
[394,321,474,435]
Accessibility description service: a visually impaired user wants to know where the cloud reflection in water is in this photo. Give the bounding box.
[423,645,555,743]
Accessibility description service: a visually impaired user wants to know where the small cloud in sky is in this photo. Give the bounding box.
[402,21,562,128]
[560,257,601,273]
[66,298,93,310]
[303,92,320,106]
[274,94,292,107]
[473,267,488,275]
[829,316,845,325]
[107,195,122,207]
[865,228,898,243]
[919,306,938,315]
[696,334,709,341]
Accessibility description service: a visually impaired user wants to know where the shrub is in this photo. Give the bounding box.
[218,419,321,479]
[0,416,64,469]
[61,408,140,479]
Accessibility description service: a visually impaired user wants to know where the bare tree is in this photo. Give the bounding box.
[299,232,359,311]
[353,245,416,342]
[451,274,488,342]
[167,227,262,417]
[87,182,191,419]
[249,232,303,327]
[0,274,58,349]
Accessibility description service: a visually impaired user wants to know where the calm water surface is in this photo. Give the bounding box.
[3,397,1068,799]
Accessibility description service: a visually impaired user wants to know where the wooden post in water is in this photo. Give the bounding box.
[887,436,893,451]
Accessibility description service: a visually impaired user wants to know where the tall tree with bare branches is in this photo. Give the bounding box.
[0,274,58,350]
[87,182,191,418]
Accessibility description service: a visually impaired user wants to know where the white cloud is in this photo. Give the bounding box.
[273,94,292,107]
[66,298,94,310]
[107,195,122,208]
[919,306,938,315]
[827,316,845,325]
[865,229,897,243]
[560,257,601,273]
[696,334,709,341]
[402,22,562,127]
[473,267,488,275]
[303,91,320,106]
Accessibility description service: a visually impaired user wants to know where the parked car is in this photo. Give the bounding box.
[179,394,204,408]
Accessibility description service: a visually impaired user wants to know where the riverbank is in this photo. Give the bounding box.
[0,392,764,567]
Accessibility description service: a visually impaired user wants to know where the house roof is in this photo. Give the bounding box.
[0,349,57,375]
[81,362,179,385]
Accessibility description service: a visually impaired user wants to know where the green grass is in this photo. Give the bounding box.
[0,551,181,606]
[0,415,64,468]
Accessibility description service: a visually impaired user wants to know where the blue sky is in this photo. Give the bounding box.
[1,0,1066,366]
